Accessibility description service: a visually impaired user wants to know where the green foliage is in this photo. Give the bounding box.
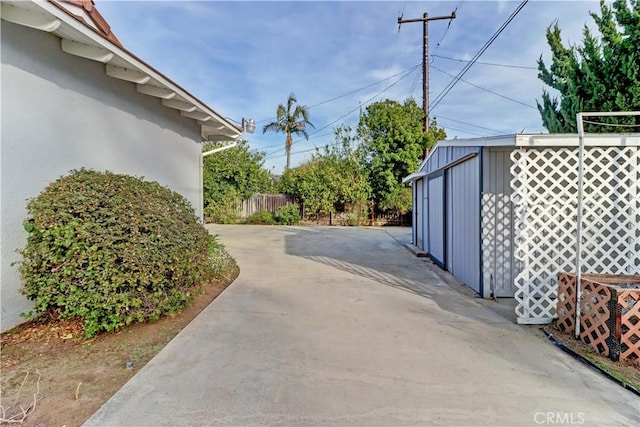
[244,210,276,225]
[272,98,448,219]
[380,186,412,216]
[278,126,371,218]
[358,98,446,213]
[204,189,240,225]
[19,169,219,337]
[263,92,315,169]
[203,141,273,223]
[537,0,640,132]
[274,204,301,225]
[340,205,369,226]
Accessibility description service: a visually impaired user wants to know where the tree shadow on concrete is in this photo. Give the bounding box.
[283,226,510,324]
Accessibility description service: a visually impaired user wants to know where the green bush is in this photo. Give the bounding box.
[19,169,217,337]
[204,190,239,224]
[274,204,301,225]
[244,210,275,225]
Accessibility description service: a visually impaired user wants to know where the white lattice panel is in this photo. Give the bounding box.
[482,193,518,297]
[511,147,640,324]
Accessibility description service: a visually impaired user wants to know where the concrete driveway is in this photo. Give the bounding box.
[85,226,639,426]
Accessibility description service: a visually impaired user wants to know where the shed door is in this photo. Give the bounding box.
[445,157,481,294]
[427,172,445,268]
[415,179,424,249]
[422,178,429,254]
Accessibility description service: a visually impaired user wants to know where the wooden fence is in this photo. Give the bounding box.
[236,193,412,226]
[236,193,297,219]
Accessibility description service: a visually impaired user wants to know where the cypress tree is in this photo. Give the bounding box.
[537,0,640,132]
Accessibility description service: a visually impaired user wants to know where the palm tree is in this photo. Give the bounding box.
[263,92,315,169]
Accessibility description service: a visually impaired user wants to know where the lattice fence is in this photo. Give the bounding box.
[618,289,640,361]
[482,193,518,297]
[511,146,640,324]
[557,273,640,361]
[556,272,577,332]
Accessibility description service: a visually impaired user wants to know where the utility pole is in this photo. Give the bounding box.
[398,11,456,139]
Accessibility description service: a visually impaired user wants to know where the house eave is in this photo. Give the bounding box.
[1,0,241,142]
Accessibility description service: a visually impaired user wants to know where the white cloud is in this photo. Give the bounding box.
[97,0,605,172]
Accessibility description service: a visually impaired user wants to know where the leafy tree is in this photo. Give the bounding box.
[358,98,446,213]
[278,126,371,220]
[203,141,273,223]
[278,161,332,217]
[263,92,315,169]
[537,0,640,132]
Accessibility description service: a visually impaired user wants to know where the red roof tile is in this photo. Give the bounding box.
[53,0,122,47]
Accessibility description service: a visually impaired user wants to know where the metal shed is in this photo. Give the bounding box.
[404,133,640,324]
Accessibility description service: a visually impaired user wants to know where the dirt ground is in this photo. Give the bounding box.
[0,265,239,427]
[543,324,640,391]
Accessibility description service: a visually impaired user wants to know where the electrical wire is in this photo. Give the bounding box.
[268,115,495,161]
[430,64,537,110]
[441,124,490,138]
[265,64,421,159]
[434,1,463,50]
[431,54,537,70]
[437,115,507,134]
[256,63,421,125]
[430,0,529,113]
[383,0,408,87]
[298,65,420,139]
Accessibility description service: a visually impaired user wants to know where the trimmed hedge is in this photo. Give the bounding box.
[19,169,216,337]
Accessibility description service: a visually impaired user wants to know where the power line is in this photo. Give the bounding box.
[264,131,335,158]
[437,115,507,134]
[267,115,497,161]
[441,124,490,138]
[430,64,537,110]
[256,63,421,125]
[382,1,408,87]
[434,1,463,50]
[398,10,457,136]
[292,65,419,140]
[430,0,529,113]
[265,65,420,159]
[432,54,537,70]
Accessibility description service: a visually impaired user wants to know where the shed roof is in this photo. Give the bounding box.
[1,0,242,142]
[404,133,640,184]
[434,133,640,148]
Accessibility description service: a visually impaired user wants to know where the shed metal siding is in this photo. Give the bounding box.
[446,157,481,293]
[422,146,480,173]
[415,180,424,248]
[422,179,429,254]
[481,147,518,297]
[427,173,445,267]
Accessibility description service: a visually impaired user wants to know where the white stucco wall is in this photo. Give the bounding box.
[1,22,203,331]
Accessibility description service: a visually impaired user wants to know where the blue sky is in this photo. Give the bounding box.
[97,0,603,173]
